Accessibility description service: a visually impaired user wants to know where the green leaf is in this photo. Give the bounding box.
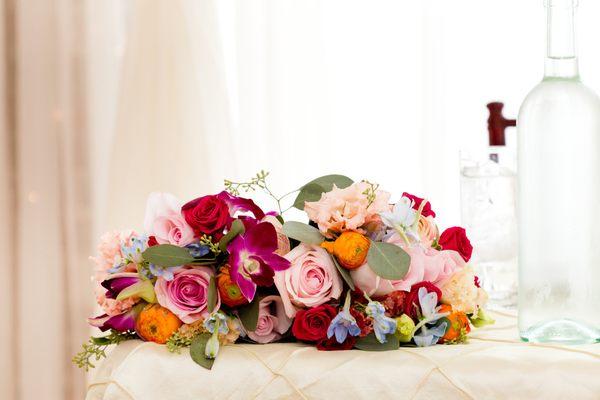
[237,297,261,331]
[330,254,355,291]
[219,219,245,252]
[91,337,111,346]
[355,333,400,351]
[282,221,325,245]
[366,241,410,280]
[116,280,156,303]
[142,244,195,267]
[189,334,215,370]
[293,174,354,209]
[207,276,217,313]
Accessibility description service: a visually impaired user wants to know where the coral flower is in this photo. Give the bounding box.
[438,304,470,343]
[135,304,182,344]
[228,222,291,302]
[217,266,248,307]
[320,231,370,270]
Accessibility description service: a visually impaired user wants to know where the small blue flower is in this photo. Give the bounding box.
[121,235,148,264]
[413,321,447,347]
[148,263,178,281]
[365,301,397,344]
[203,312,229,335]
[327,292,361,344]
[379,197,420,242]
[411,287,450,347]
[186,243,210,258]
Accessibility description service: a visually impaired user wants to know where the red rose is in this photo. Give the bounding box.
[376,290,407,317]
[438,226,473,262]
[147,236,158,247]
[181,195,231,238]
[292,304,337,342]
[403,281,442,320]
[402,192,436,218]
[350,307,372,337]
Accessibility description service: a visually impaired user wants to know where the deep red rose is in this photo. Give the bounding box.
[438,226,473,262]
[474,276,481,288]
[292,304,338,342]
[181,195,231,238]
[317,335,357,351]
[147,236,158,247]
[404,281,442,320]
[402,192,436,218]
[376,290,407,317]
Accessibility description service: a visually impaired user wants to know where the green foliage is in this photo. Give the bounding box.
[218,219,245,252]
[200,235,222,256]
[237,297,261,331]
[367,240,411,280]
[282,221,325,245]
[293,174,354,210]
[355,333,400,351]
[142,244,196,267]
[207,276,218,313]
[72,330,137,371]
[190,334,215,370]
[361,180,380,208]
[330,253,355,290]
[166,332,193,354]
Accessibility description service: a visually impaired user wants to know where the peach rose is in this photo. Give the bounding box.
[439,265,488,314]
[418,215,439,248]
[350,244,465,297]
[246,296,292,343]
[274,244,343,318]
[304,182,391,236]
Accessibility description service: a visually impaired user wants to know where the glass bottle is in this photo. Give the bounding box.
[518,0,600,343]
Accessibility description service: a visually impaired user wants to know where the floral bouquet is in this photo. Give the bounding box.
[74,172,493,371]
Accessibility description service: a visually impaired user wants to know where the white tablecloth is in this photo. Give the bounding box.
[86,311,600,400]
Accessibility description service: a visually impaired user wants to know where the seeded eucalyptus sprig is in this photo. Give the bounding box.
[361,180,380,208]
[72,330,137,371]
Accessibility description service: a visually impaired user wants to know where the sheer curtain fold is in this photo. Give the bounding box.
[1,0,92,398]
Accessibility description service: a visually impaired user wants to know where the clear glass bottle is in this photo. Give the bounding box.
[518,0,600,343]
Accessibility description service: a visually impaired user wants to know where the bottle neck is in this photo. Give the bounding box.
[544,0,579,79]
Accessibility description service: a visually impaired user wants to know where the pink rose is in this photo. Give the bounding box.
[155,267,219,323]
[274,244,343,318]
[246,295,292,343]
[304,182,391,236]
[144,193,195,246]
[351,244,465,297]
[262,215,291,256]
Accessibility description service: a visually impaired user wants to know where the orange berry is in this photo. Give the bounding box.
[135,304,182,344]
[439,304,470,343]
[321,231,370,270]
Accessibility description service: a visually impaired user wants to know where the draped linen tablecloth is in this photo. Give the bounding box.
[86,311,600,400]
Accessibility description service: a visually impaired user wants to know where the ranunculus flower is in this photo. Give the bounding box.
[275,244,343,318]
[292,304,338,342]
[245,295,292,343]
[304,182,391,236]
[350,244,465,297]
[155,266,220,323]
[262,215,291,256]
[417,216,439,248]
[439,265,488,314]
[217,266,248,307]
[144,192,195,246]
[402,192,436,218]
[182,194,231,238]
[135,304,182,344]
[438,227,473,262]
[404,281,442,320]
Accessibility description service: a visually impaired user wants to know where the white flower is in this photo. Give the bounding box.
[379,197,419,241]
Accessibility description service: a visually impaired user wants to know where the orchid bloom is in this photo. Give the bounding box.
[327,292,361,344]
[88,304,143,332]
[228,222,291,302]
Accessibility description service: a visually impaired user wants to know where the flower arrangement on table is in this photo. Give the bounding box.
[74,172,493,371]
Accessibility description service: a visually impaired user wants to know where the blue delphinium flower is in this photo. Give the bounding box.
[365,301,397,344]
[411,287,450,347]
[186,243,210,258]
[109,235,148,274]
[379,197,420,243]
[147,263,178,281]
[203,312,229,335]
[327,292,361,344]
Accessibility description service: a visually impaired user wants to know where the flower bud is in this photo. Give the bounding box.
[394,314,416,343]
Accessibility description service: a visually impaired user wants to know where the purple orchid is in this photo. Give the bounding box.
[101,273,140,299]
[228,222,290,301]
[88,305,142,332]
[217,191,265,220]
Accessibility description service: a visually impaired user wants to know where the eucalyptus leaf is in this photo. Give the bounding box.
[189,334,215,370]
[142,244,195,267]
[207,276,217,313]
[293,174,354,210]
[219,219,245,252]
[366,241,410,280]
[330,254,355,291]
[237,298,261,331]
[282,221,325,245]
[355,333,400,351]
